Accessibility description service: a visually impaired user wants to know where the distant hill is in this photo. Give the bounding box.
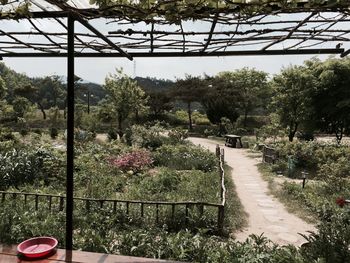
[135,77,175,93]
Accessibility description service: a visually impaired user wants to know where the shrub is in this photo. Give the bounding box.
[167,128,188,144]
[301,207,350,263]
[129,124,166,150]
[153,144,217,172]
[0,128,15,141]
[108,149,153,173]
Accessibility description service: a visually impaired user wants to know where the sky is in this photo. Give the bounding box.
[3,54,331,84]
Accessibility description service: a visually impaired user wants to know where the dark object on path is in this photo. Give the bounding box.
[225,134,243,148]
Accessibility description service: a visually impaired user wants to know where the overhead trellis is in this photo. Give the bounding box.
[0,0,349,57]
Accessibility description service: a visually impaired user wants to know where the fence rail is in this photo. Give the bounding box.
[0,146,227,232]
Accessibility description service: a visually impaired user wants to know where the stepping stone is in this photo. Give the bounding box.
[267,225,289,233]
[260,209,278,215]
[278,233,299,243]
[264,215,284,223]
[258,202,275,208]
[256,199,274,204]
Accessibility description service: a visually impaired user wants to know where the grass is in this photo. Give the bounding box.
[223,165,248,234]
[257,163,317,224]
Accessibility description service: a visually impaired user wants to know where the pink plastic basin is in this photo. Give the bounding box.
[17,237,58,259]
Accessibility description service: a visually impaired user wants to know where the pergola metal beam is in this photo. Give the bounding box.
[74,15,133,61]
[0,48,344,57]
[66,12,75,251]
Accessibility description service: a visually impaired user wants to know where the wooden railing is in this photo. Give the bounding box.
[216,145,226,232]
[0,147,227,232]
[262,145,277,164]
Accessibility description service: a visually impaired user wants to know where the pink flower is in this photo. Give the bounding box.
[108,150,153,173]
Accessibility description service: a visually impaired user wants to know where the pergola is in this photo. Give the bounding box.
[1,0,350,251]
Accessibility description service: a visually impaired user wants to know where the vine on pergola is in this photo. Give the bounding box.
[0,0,349,56]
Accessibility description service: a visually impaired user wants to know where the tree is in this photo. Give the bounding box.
[147,91,173,116]
[217,68,269,127]
[201,75,240,126]
[172,75,205,130]
[103,69,147,138]
[270,65,315,142]
[14,84,47,119]
[308,57,350,144]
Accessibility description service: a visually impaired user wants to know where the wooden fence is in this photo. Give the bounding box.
[0,146,227,232]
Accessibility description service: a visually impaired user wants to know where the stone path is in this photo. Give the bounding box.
[189,137,315,246]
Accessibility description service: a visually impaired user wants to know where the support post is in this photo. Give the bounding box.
[66,13,75,251]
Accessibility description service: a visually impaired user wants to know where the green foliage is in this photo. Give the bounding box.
[273,141,350,179]
[308,57,350,144]
[153,144,217,172]
[270,65,315,142]
[103,68,147,136]
[129,123,166,149]
[0,146,64,190]
[301,207,350,263]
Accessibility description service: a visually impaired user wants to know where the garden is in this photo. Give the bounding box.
[1,42,350,263]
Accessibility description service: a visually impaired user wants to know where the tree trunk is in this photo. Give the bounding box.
[37,102,46,120]
[117,114,123,138]
[288,122,298,142]
[187,102,193,131]
[243,109,248,128]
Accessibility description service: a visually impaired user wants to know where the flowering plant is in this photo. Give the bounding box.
[336,197,347,208]
[108,149,153,173]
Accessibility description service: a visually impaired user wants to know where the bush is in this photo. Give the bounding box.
[301,207,350,263]
[0,128,15,141]
[129,124,166,149]
[153,144,217,172]
[108,149,153,173]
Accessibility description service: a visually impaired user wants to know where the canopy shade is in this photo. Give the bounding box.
[0,0,349,57]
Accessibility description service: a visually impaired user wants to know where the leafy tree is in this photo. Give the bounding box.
[217,68,269,127]
[201,75,240,127]
[270,65,315,142]
[308,57,350,144]
[172,75,205,130]
[14,84,47,119]
[12,96,31,119]
[102,69,147,138]
[147,91,173,116]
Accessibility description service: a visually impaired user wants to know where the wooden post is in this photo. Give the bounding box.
[198,204,204,217]
[35,195,39,210]
[185,204,189,224]
[216,144,220,157]
[126,202,129,215]
[141,203,144,217]
[113,201,117,212]
[86,200,90,212]
[217,205,225,234]
[49,196,52,211]
[171,203,175,220]
[59,196,64,212]
[156,204,159,224]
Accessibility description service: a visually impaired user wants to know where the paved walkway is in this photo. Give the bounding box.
[189,137,315,246]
